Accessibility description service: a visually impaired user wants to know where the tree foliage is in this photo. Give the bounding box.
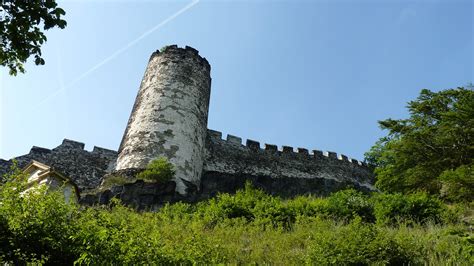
[0,0,66,75]
[365,87,474,200]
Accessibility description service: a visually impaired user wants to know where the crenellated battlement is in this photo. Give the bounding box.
[26,139,117,156]
[205,129,369,169]
[148,44,211,71]
[1,140,118,191]
[203,129,375,193]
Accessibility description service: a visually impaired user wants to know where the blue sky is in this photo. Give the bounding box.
[1,0,472,161]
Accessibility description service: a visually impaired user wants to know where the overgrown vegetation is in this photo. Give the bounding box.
[100,175,130,188]
[136,157,175,183]
[365,87,474,201]
[97,158,175,191]
[0,173,472,264]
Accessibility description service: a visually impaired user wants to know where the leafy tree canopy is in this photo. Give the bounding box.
[365,87,474,201]
[0,0,66,75]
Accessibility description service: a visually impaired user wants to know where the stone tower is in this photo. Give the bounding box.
[115,45,211,194]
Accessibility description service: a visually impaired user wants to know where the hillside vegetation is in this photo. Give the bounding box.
[0,172,472,265]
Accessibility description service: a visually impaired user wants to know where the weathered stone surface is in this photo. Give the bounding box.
[80,170,374,209]
[203,130,375,191]
[0,140,117,191]
[0,159,12,182]
[200,171,373,199]
[116,45,212,195]
[81,180,185,210]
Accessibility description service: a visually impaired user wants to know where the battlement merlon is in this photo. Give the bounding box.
[57,139,85,150]
[204,129,375,190]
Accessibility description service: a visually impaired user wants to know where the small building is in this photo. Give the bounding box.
[22,160,80,203]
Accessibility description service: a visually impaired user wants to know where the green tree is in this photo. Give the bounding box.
[0,0,66,75]
[365,87,474,199]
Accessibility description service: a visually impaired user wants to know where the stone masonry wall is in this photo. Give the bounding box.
[0,139,117,192]
[83,129,376,209]
[203,129,375,193]
[1,129,375,207]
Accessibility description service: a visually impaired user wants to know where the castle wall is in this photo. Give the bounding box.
[82,129,376,209]
[203,129,375,192]
[115,45,211,195]
[0,139,117,191]
[1,129,375,203]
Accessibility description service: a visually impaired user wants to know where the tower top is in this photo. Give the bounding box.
[149,45,211,71]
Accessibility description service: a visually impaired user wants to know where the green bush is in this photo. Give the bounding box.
[0,173,80,264]
[136,157,175,183]
[287,195,328,217]
[197,182,295,229]
[195,183,301,230]
[307,217,412,265]
[287,190,376,223]
[325,189,375,222]
[372,192,447,225]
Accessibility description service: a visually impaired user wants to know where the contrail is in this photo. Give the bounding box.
[34,0,199,108]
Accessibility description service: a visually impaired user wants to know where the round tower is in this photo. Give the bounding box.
[116,45,211,195]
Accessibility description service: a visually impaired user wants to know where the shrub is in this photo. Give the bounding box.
[373,192,446,225]
[157,202,195,223]
[307,217,412,265]
[137,157,175,183]
[0,175,80,264]
[198,182,295,229]
[288,190,375,223]
[286,195,329,218]
[325,189,375,222]
[198,182,267,227]
[253,195,295,229]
